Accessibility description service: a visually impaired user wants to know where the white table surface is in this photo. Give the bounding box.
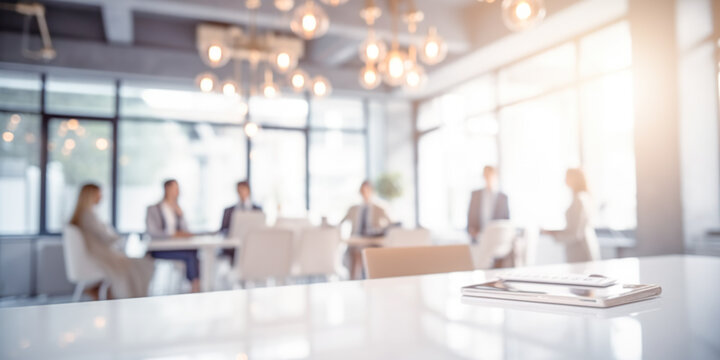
[1,255,718,360]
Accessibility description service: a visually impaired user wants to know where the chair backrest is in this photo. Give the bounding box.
[62,224,106,283]
[296,227,340,276]
[472,221,518,269]
[239,228,294,281]
[385,228,432,247]
[274,217,312,230]
[228,211,267,240]
[362,245,474,280]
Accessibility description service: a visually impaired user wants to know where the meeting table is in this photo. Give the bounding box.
[1,255,718,359]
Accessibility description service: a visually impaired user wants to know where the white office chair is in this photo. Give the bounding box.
[62,225,110,301]
[228,211,267,241]
[295,227,340,278]
[385,228,432,247]
[236,228,294,286]
[471,220,518,269]
[274,217,312,230]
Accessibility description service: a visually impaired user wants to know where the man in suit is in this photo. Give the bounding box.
[145,179,201,292]
[342,180,391,237]
[467,166,510,243]
[219,180,262,264]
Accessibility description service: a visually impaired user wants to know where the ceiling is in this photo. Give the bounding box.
[0,0,581,97]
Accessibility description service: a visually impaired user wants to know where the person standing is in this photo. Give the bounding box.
[70,183,154,299]
[219,180,263,264]
[543,168,600,263]
[467,166,510,243]
[145,179,201,293]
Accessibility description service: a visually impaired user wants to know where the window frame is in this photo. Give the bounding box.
[414,18,635,232]
[0,75,371,237]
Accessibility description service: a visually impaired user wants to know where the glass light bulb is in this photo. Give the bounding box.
[359,32,387,63]
[302,14,318,32]
[320,0,348,6]
[358,63,381,89]
[274,0,294,11]
[419,27,447,65]
[244,122,260,138]
[208,45,223,63]
[273,52,297,73]
[277,53,291,69]
[502,0,546,31]
[289,69,310,92]
[263,83,279,98]
[311,76,332,97]
[404,63,427,90]
[222,80,238,96]
[195,72,218,93]
[291,1,330,39]
[379,49,408,86]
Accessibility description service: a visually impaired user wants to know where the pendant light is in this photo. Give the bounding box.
[195,72,218,93]
[358,30,387,63]
[378,0,407,86]
[291,0,330,39]
[501,0,546,31]
[274,0,294,11]
[273,50,298,73]
[420,26,447,65]
[311,75,332,97]
[403,46,426,90]
[221,80,239,96]
[359,62,382,89]
[289,68,310,92]
[262,67,280,98]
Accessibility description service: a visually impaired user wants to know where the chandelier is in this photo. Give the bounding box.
[357,0,448,91]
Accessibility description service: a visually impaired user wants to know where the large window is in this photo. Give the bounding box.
[118,121,247,233]
[417,20,636,234]
[0,72,370,236]
[0,112,40,234]
[46,118,113,232]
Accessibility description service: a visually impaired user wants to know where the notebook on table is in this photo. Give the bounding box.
[461,276,661,308]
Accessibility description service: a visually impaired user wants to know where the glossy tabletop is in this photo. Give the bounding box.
[1,255,718,359]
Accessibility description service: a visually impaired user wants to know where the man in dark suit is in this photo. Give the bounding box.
[467,166,510,243]
[219,180,262,264]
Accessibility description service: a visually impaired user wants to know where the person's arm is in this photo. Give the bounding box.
[551,198,586,244]
[145,205,166,238]
[81,211,120,246]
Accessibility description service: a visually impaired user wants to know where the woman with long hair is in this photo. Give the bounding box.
[543,169,600,263]
[70,183,154,298]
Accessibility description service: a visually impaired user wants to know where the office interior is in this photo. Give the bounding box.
[0,0,719,358]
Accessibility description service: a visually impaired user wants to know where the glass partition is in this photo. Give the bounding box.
[45,76,116,117]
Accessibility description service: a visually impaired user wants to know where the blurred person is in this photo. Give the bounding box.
[542,168,600,263]
[219,180,263,264]
[145,179,200,292]
[70,183,154,299]
[467,166,510,243]
[342,180,391,237]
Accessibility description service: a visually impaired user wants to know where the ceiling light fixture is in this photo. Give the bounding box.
[311,76,332,97]
[273,50,298,73]
[420,26,447,65]
[289,68,310,92]
[359,62,382,89]
[195,72,218,93]
[501,0,546,31]
[262,67,280,98]
[291,0,330,39]
[359,30,387,63]
[319,0,348,6]
[274,0,295,11]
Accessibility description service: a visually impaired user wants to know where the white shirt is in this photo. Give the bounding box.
[235,199,253,211]
[160,202,177,236]
[480,188,497,230]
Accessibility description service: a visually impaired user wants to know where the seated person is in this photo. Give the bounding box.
[342,180,391,237]
[219,180,262,264]
[145,179,200,293]
[71,183,154,299]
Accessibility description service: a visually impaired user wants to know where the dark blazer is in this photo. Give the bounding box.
[219,203,263,235]
[467,189,510,236]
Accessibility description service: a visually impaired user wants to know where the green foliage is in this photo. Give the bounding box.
[375,172,403,201]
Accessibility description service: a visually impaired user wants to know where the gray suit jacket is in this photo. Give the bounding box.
[467,189,510,236]
[145,202,190,238]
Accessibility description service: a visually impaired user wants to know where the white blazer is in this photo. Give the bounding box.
[553,192,600,263]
